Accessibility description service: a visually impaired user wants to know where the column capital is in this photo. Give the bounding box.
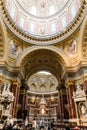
[11,79,21,87]
[65,79,75,88]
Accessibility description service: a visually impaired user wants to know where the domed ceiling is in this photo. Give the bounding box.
[1,0,85,44]
[27,71,58,94]
[16,0,69,17]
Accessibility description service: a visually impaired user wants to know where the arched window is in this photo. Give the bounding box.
[30,23,35,33]
[70,4,76,18]
[50,22,56,33]
[49,5,55,15]
[61,15,67,28]
[10,6,15,19]
[30,6,37,16]
[19,16,25,28]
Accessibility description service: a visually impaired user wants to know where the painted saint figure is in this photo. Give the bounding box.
[10,41,18,55]
[67,39,76,55]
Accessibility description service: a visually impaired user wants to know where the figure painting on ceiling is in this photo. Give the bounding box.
[10,40,18,55]
[67,39,77,55]
[10,40,22,56]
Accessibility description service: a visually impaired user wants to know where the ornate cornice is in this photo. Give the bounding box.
[0,0,87,45]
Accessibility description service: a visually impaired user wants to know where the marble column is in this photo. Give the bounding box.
[60,89,69,121]
[66,80,76,119]
[17,89,27,120]
[17,79,28,120]
[12,80,20,118]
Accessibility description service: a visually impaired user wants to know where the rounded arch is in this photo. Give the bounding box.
[15,46,71,68]
[25,64,61,81]
[0,17,7,60]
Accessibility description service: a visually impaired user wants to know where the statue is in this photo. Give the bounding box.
[1,82,14,111]
[2,83,11,94]
[80,103,87,117]
[74,83,85,97]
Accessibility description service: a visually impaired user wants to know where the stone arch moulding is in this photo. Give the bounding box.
[15,46,71,69]
[0,17,7,61]
[79,14,87,59]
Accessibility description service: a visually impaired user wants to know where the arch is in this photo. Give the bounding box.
[15,46,71,68]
